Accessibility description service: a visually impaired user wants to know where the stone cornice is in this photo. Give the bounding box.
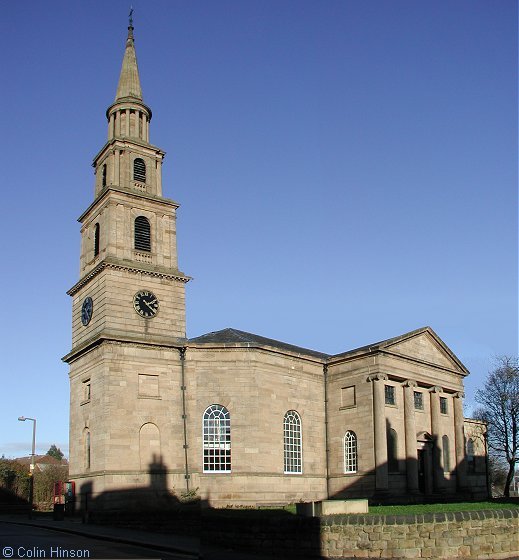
[78,185,179,223]
[186,342,326,366]
[63,332,187,364]
[93,136,163,166]
[67,257,191,296]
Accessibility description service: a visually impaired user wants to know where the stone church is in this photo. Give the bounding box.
[64,21,487,509]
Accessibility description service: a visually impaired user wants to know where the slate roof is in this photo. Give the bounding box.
[188,325,468,373]
[189,328,330,360]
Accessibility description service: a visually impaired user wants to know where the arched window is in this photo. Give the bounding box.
[203,404,231,473]
[134,216,151,252]
[442,435,451,472]
[102,164,107,188]
[466,438,475,473]
[387,428,398,472]
[94,223,100,257]
[283,410,302,474]
[133,158,146,182]
[344,431,358,474]
[84,429,91,470]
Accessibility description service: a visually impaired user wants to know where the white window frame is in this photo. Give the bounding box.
[203,404,231,473]
[344,431,358,474]
[284,410,302,474]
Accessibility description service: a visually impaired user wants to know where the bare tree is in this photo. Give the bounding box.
[474,356,518,497]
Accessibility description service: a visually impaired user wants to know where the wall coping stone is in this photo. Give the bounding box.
[319,508,518,527]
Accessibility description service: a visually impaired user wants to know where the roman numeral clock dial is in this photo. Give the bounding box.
[133,290,159,318]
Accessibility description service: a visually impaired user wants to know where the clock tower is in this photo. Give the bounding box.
[64,18,191,505]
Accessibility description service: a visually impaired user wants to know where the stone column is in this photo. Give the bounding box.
[453,392,468,490]
[142,113,147,142]
[156,158,162,195]
[403,380,419,493]
[429,386,444,492]
[108,113,115,140]
[114,150,120,187]
[115,112,120,137]
[125,108,130,137]
[368,373,388,491]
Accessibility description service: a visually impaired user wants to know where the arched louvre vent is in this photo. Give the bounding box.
[135,216,151,252]
[94,223,100,257]
[102,164,107,188]
[134,158,146,182]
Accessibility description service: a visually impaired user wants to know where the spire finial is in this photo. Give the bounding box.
[127,7,134,40]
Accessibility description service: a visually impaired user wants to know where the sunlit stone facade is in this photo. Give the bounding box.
[65,22,487,510]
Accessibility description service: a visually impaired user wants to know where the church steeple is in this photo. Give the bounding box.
[105,15,152,146]
[115,14,143,101]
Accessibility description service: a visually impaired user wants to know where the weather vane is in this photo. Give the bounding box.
[129,6,134,27]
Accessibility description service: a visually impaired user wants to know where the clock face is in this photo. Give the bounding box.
[133,290,159,318]
[81,297,93,326]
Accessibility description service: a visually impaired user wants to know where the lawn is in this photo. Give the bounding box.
[210,499,519,518]
[368,499,519,516]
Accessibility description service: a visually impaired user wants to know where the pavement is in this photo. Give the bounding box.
[0,513,276,560]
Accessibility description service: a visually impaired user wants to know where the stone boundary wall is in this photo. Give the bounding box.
[202,508,519,559]
[320,509,518,559]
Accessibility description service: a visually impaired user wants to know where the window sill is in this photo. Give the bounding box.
[339,405,357,411]
[284,471,303,475]
[385,403,397,408]
[138,395,161,400]
[80,399,90,406]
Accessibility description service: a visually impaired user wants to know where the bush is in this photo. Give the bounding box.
[33,465,69,509]
[0,459,30,503]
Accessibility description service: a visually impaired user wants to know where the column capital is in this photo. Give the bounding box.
[429,385,443,393]
[454,391,465,399]
[402,379,418,388]
[367,373,388,383]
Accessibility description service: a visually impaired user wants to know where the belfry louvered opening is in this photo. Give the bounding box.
[135,216,151,252]
[133,158,146,182]
[94,223,100,257]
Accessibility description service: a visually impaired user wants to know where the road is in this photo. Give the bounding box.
[0,523,194,560]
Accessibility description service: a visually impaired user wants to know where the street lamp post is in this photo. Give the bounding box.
[18,416,36,517]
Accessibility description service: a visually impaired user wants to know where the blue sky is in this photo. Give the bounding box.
[0,1,516,458]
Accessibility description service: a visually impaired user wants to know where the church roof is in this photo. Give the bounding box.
[329,326,469,374]
[188,328,330,360]
[115,21,143,101]
[189,326,468,374]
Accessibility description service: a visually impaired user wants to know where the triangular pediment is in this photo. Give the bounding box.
[380,327,468,375]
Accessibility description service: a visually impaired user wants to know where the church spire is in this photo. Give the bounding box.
[105,11,152,145]
[115,9,143,101]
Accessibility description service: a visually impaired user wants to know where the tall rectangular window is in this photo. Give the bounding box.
[344,431,358,474]
[414,391,423,410]
[385,385,396,406]
[284,410,302,474]
[203,405,231,473]
[440,397,448,414]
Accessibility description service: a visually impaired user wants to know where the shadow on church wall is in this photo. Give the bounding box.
[72,448,489,559]
[77,454,200,548]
